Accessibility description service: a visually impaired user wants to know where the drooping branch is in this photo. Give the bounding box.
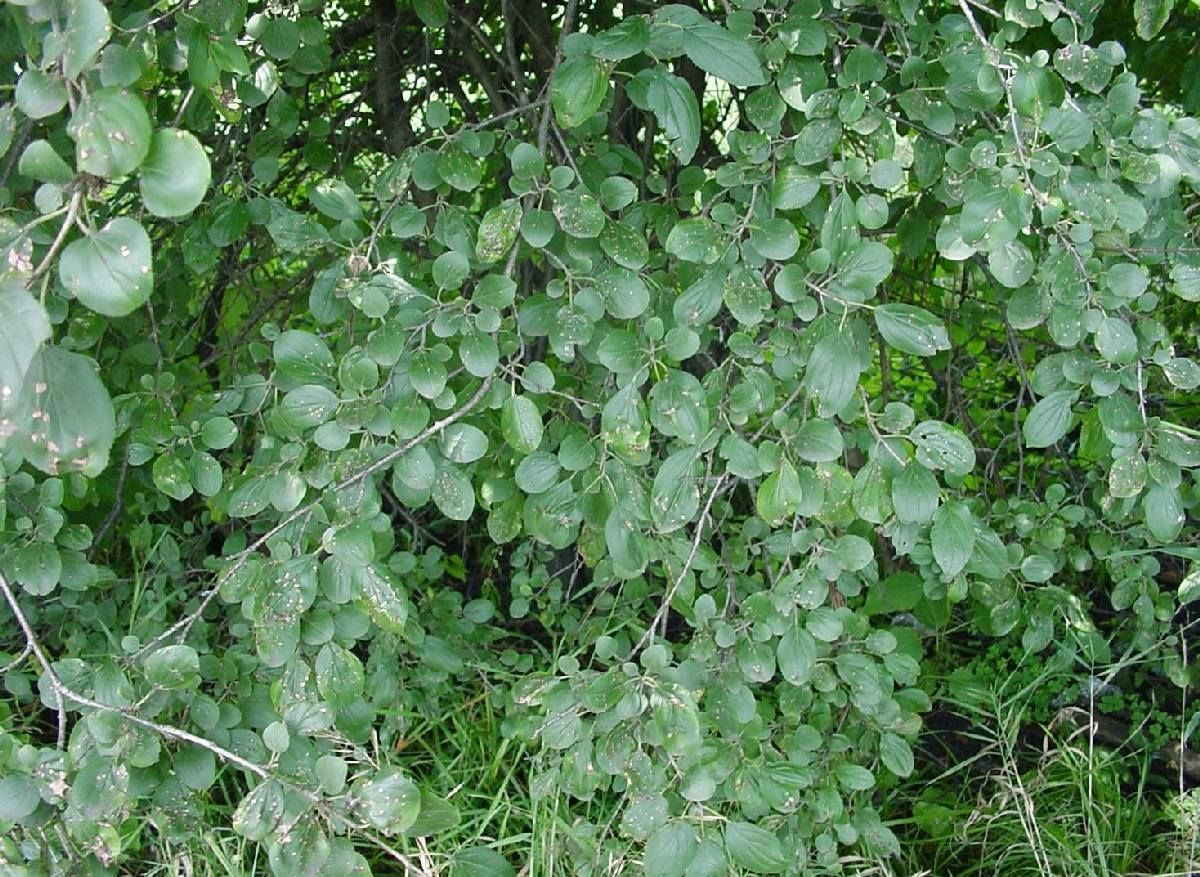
[136,373,497,656]
[0,569,424,875]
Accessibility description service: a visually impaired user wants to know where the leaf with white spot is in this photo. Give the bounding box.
[63,0,112,79]
[13,347,114,477]
[59,217,153,317]
[0,283,51,418]
[67,87,152,177]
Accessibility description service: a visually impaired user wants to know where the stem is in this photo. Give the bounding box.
[31,191,82,281]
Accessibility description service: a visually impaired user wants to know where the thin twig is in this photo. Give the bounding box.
[537,0,579,153]
[0,641,32,674]
[30,192,82,281]
[88,440,130,560]
[631,467,728,658]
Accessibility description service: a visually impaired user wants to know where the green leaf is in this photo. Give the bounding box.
[892,464,940,524]
[355,564,409,633]
[1170,262,1200,302]
[309,178,363,220]
[777,627,817,686]
[515,451,561,494]
[153,452,194,501]
[175,746,217,791]
[553,190,606,238]
[1134,0,1175,39]
[836,763,876,790]
[864,572,924,615]
[63,0,111,77]
[441,423,490,464]
[278,384,339,429]
[201,416,239,450]
[432,466,476,520]
[1144,485,1184,542]
[646,72,700,164]
[723,266,771,326]
[931,501,974,578]
[451,846,515,877]
[410,0,448,26]
[666,218,721,263]
[988,240,1036,288]
[409,352,448,399]
[874,304,950,357]
[0,284,52,417]
[457,330,498,378]
[593,16,650,60]
[233,781,285,842]
[757,457,801,524]
[501,395,543,454]
[14,347,115,477]
[68,87,152,177]
[649,371,708,443]
[59,217,153,317]
[606,506,647,577]
[910,421,975,476]
[403,789,461,836]
[551,56,609,128]
[1095,316,1138,365]
[596,267,650,319]
[1179,568,1200,605]
[0,776,40,821]
[879,732,915,778]
[144,645,201,689]
[19,139,75,185]
[749,218,800,261]
[805,333,862,417]
[1023,390,1077,449]
[772,165,821,210]
[316,642,365,708]
[644,821,699,877]
[139,129,212,217]
[724,821,786,874]
[673,267,725,328]
[794,118,842,165]
[476,199,522,263]
[651,448,700,533]
[11,543,61,596]
[15,69,68,119]
[354,769,422,834]
[274,330,334,390]
[677,19,765,88]
[794,420,843,463]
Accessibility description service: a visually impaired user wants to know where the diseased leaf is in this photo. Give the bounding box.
[646,72,701,164]
[14,348,115,477]
[59,217,153,317]
[551,56,609,128]
[875,304,950,357]
[68,87,152,177]
[0,284,52,418]
[1134,0,1175,39]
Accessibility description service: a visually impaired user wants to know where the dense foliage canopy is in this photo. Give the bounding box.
[1,0,1200,874]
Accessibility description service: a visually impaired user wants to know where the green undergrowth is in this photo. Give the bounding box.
[887,629,1200,877]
